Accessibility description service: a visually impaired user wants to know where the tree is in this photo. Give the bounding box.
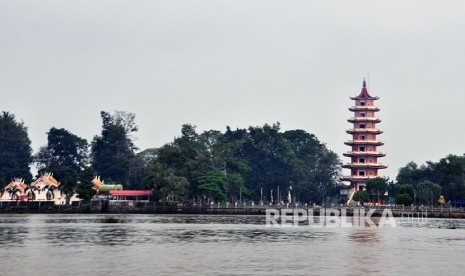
[366,177,388,201]
[76,168,96,203]
[198,170,228,203]
[24,182,39,201]
[0,112,33,186]
[6,185,21,201]
[417,181,441,205]
[226,172,248,203]
[91,111,138,184]
[145,123,342,205]
[396,193,413,206]
[239,123,295,198]
[396,161,429,184]
[434,155,465,200]
[352,190,369,204]
[282,129,341,204]
[396,155,465,202]
[395,184,414,198]
[35,127,89,203]
[128,149,158,189]
[160,174,189,203]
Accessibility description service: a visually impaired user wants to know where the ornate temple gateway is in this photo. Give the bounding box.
[341,80,387,204]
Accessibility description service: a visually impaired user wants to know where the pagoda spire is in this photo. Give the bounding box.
[351,78,378,100]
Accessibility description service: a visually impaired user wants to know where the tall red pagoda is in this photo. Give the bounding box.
[341,80,387,204]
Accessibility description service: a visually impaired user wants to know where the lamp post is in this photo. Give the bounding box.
[431,190,433,207]
[239,188,242,205]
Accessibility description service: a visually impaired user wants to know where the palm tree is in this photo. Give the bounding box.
[24,184,39,201]
[6,186,21,201]
[43,184,57,201]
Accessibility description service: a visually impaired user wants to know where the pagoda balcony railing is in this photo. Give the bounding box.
[340,175,378,181]
[344,140,384,145]
[349,106,380,111]
[343,151,386,157]
[341,163,387,169]
[348,117,381,123]
[346,128,383,134]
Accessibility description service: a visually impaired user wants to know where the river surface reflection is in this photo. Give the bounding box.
[1,214,465,275]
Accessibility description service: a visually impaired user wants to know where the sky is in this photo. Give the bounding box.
[1,0,465,180]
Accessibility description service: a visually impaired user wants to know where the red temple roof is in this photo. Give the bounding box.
[350,79,379,100]
[359,80,371,97]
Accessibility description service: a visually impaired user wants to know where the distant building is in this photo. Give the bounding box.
[1,173,152,206]
[91,176,151,203]
[29,172,61,201]
[0,172,80,205]
[0,178,28,201]
[341,80,387,204]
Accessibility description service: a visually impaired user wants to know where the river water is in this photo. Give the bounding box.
[1,214,465,276]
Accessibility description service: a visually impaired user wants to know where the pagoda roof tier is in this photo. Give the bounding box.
[348,117,381,123]
[350,80,379,100]
[344,140,384,146]
[349,106,380,112]
[350,95,379,100]
[346,128,383,134]
[340,175,379,182]
[341,163,388,169]
[343,151,386,157]
[5,178,27,192]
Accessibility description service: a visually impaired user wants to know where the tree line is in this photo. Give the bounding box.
[0,111,342,204]
[1,110,465,205]
[392,156,465,205]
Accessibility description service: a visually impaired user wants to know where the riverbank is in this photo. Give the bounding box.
[1,201,465,218]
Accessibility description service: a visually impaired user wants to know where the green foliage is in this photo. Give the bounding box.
[0,111,349,205]
[143,123,341,204]
[396,193,413,206]
[395,184,414,198]
[396,162,427,184]
[198,170,228,203]
[35,127,89,201]
[416,181,441,205]
[366,177,388,200]
[91,111,138,185]
[226,172,248,202]
[239,123,295,197]
[353,190,370,203]
[76,168,96,203]
[396,155,465,201]
[128,148,158,189]
[160,173,189,203]
[0,111,33,186]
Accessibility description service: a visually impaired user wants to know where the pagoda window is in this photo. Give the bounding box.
[360,146,366,152]
[359,158,365,163]
[359,171,365,176]
[361,113,365,117]
[360,124,366,129]
[361,135,365,140]
[360,101,366,106]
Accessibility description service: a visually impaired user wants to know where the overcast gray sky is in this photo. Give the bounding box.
[1,0,465,180]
